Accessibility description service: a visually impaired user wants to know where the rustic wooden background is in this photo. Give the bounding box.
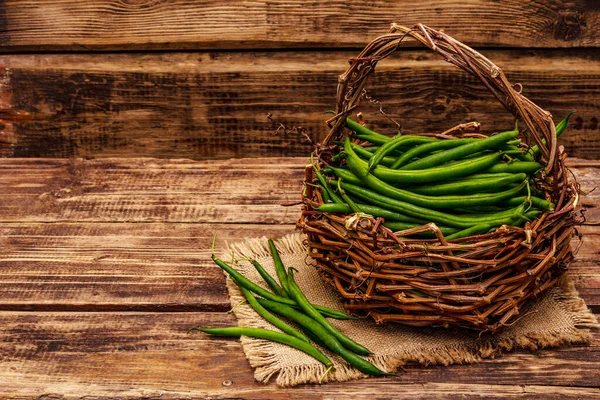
[1,1,599,399]
[0,0,599,160]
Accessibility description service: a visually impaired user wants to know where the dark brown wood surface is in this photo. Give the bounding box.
[1,49,599,160]
[1,157,598,398]
[0,0,598,51]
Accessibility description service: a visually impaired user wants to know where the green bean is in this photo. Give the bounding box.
[356,148,398,168]
[345,138,502,185]
[214,256,293,301]
[190,327,332,368]
[357,129,519,149]
[445,224,498,240]
[237,284,309,343]
[445,218,516,241]
[340,142,397,167]
[530,112,575,158]
[315,169,343,203]
[500,144,534,161]
[483,161,543,175]
[213,255,288,302]
[211,256,351,319]
[249,260,286,298]
[346,117,391,141]
[337,180,528,229]
[435,150,491,167]
[507,196,555,211]
[556,112,574,136]
[455,206,509,214]
[329,166,364,186]
[390,138,479,169]
[460,173,517,180]
[362,145,381,153]
[445,208,543,240]
[317,202,428,224]
[383,221,458,236]
[258,299,392,377]
[401,128,519,170]
[331,151,347,163]
[344,152,527,209]
[286,268,372,356]
[318,184,332,203]
[301,325,329,349]
[268,239,291,297]
[525,209,543,221]
[311,306,357,320]
[368,136,438,170]
[457,207,543,221]
[337,180,361,213]
[355,134,394,146]
[407,173,527,196]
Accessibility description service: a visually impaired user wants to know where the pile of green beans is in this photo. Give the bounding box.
[189,239,392,379]
[313,114,573,240]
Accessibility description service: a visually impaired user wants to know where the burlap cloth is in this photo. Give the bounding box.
[223,233,598,387]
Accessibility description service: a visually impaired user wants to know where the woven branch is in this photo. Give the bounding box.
[299,24,579,332]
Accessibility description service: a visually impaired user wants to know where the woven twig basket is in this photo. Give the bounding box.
[297,24,580,332]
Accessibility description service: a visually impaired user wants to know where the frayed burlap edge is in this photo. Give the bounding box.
[222,233,598,387]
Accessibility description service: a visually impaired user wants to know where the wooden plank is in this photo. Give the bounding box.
[569,165,600,226]
[0,222,294,311]
[0,158,305,224]
[0,311,598,398]
[0,1,598,51]
[571,226,600,312]
[0,50,599,159]
[566,159,600,167]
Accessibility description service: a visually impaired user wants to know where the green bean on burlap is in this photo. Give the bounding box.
[218,234,598,387]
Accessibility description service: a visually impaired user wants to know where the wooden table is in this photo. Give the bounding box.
[1,2,600,397]
[1,156,598,399]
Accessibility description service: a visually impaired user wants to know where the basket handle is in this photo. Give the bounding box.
[325,23,557,175]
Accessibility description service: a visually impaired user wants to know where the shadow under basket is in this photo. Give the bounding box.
[297,24,580,332]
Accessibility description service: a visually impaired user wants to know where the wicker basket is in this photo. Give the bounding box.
[297,24,580,332]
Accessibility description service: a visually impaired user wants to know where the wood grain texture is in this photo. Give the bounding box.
[0,50,599,159]
[0,158,305,223]
[0,222,293,311]
[0,312,598,398]
[0,0,598,51]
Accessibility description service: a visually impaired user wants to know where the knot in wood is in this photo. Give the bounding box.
[555,13,584,41]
